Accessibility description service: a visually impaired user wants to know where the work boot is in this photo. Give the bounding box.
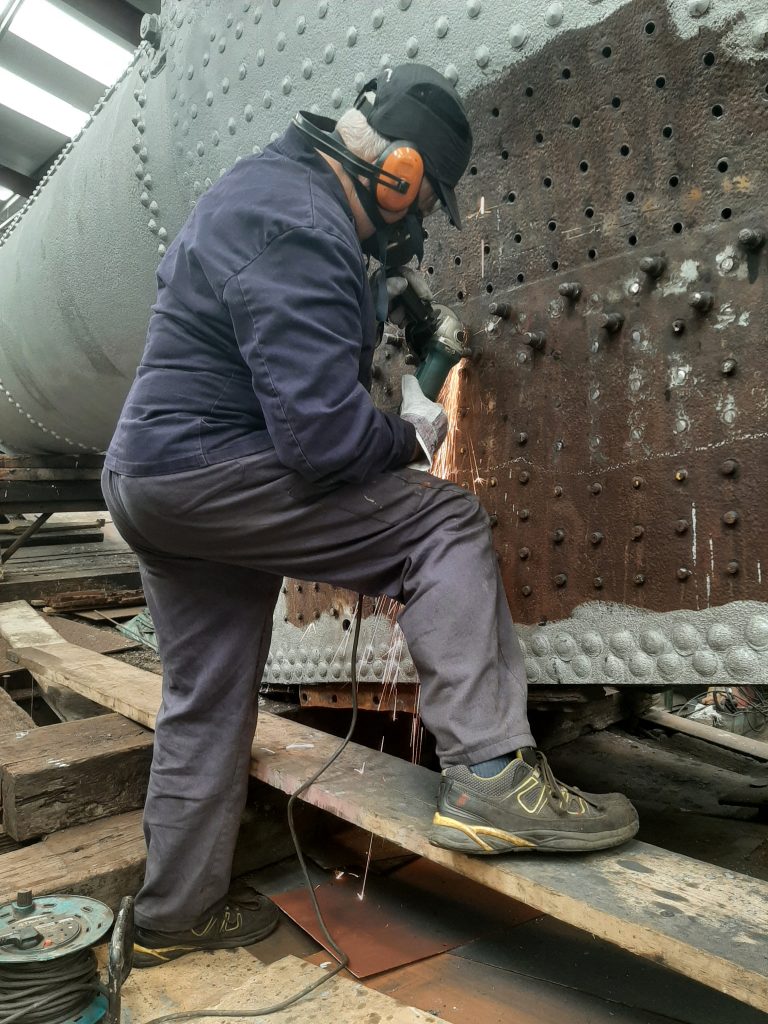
[132,896,279,968]
[430,748,639,854]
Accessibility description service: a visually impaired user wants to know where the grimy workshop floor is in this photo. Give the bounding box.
[118,819,765,1024]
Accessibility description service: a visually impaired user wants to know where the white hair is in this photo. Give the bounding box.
[336,97,389,162]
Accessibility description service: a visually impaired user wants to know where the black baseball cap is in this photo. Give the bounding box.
[355,64,473,229]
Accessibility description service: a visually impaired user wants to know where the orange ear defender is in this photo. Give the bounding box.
[374,142,424,211]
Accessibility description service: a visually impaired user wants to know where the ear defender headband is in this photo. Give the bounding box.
[292,111,424,213]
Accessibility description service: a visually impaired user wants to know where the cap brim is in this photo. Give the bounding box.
[432,179,462,230]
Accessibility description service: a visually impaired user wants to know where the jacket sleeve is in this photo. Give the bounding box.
[223,224,416,482]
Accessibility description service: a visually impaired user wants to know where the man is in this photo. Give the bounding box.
[104,64,638,968]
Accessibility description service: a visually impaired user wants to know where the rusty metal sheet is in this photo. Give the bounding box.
[298,682,419,714]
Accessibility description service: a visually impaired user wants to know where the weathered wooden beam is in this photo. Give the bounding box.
[0,686,35,737]
[643,708,768,762]
[0,602,766,1013]
[0,713,153,840]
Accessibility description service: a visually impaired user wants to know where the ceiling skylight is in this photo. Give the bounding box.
[0,66,88,136]
[9,0,133,86]
[0,186,15,202]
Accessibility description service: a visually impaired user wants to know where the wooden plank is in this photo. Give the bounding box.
[0,687,35,736]
[0,713,153,840]
[0,811,146,912]
[1,603,766,1012]
[643,708,768,762]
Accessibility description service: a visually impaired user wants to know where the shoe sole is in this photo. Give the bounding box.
[429,811,639,854]
[132,916,279,969]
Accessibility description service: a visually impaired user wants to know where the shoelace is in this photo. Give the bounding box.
[534,751,604,815]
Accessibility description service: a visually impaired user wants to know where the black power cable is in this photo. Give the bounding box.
[0,948,103,1024]
[142,596,365,1024]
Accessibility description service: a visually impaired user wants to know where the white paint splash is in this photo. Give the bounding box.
[690,503,697,567]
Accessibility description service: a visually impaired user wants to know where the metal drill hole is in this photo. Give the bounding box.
[562,67,571,79]
[655,76,666,88]
[571,116,581,128]
[588,248,597,260]
[457,290,465,300]
[491,106,500,116]
[585,207,594,218]
[579,160,589,172]
[483,243,490,255]
[517,273,525,283]
[342,618,351,631]
[645,21,656,34]
[427,265,434,275]
[548,220,557,231]
[501,149,509,160]
[619,144,630,156]
[602,45,612,57]
[454,255,462,266]
[672,221,683,233]
[626,191,635,202]
[668,174,679,187]
[551,260,559,270]
[662,125,673,138]
[721,207,732,219]
[525,85,534,97]
[543,176,553,188]
[703,51,715,66]
[717,159,728,172]
[535,131,544,143]
[712,104,723,117]
[507,191,516,203]
[486,283,494,293]
[628,234,638,246]
[514,232,522,243]
[611,96,622,109]
[469,165,478,175]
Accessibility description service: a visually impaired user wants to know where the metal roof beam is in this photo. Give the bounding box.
[56,0,143,45]
[0,162,39,198]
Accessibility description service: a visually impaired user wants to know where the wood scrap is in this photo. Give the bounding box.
[643,708,768,761]
[0,602,766,1012]
[532,687,654,750]
[33,588,145,613]
[0,713,153,840]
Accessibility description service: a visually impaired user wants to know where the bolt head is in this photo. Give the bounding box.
[593,576,603,589]
[723,510,739,525]
[675,468,688,482]
[518,471,530,484]
[727,560,740,575]
[675,520,689,535]
[517,432,528,445]
[720,459,738,476]
[677,567,691,580]
[553,485,563,497]
[632,525,645,540]
[632,477,643,489]
[554,573,567,587]
[518,509,530,520]
[634,574,646,585]
[590,482,603,495]
[672,319,686,335]
[522,585,532,596]
[721,357,737,376]
[519,547,530,560]
[590,532,603,545]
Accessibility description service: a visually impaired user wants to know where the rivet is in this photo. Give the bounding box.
[727,560,740,575]
[467,0,481,16]
[399,0,412,8]
[218,38,226,53]
[296,14,306,33]
[554,573,567,587]
[331,88,343,108]
[545,3,564,27]
[222,77,230,93]
[517,432,528,445]
[639,255,666,278]
[244,104,254,121]
[302,59,313,78]
[689,291,714,312]
[677,567,692,580]
[672,319,686,335]
[235,22,243,39]
[738,228,765,251]
[488,514,498,528]
[406,36,419,57]
[675,520,689,535]
[552,528,565,544]
[196,141,205,156]
[632,477,643,489]
[558,281,581,299]
[238,63,247,80]
[723,510,739,526]
[519,547,530,560]
[522,585,532,597]
[324,43,335,63]
[489,477,498,487]
[752,18,768,49]
[346,26,357,46]
[687,0,710,15]
[594,576,604,589]
[475,45,490,66]
[634,574,646,585]
[600,312,624,332]
[444,63,459,84]
[721,459,739,476]
[508,23,528,48]
[721,357,737,376]
[282,76,292,94]
[518,471,530,484]
[590,482,602,495]
[675,468,688,482]
[228,117,236,134]
[373,7,385,29]
[148,219,158,234]
[489,302,511,318]
[435,15,449,37]
[553,485,563,497]
[256,48,265,65]
[518,508,530,520]
[140,192,150,207]
[263,91,272,108]
[317,0,328,16]
[149,200,159,214]
[590,531,603,545]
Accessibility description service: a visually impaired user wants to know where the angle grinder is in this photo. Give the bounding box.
[0,890,133,1024]
[395,280,469,400]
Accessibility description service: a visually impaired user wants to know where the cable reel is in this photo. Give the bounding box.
[0,891,133,1024]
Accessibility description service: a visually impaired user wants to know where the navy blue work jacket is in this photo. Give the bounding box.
[105,123,416,482]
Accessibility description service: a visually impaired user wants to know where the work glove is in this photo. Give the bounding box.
[400,374,448,471]
[386,266,433,327]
